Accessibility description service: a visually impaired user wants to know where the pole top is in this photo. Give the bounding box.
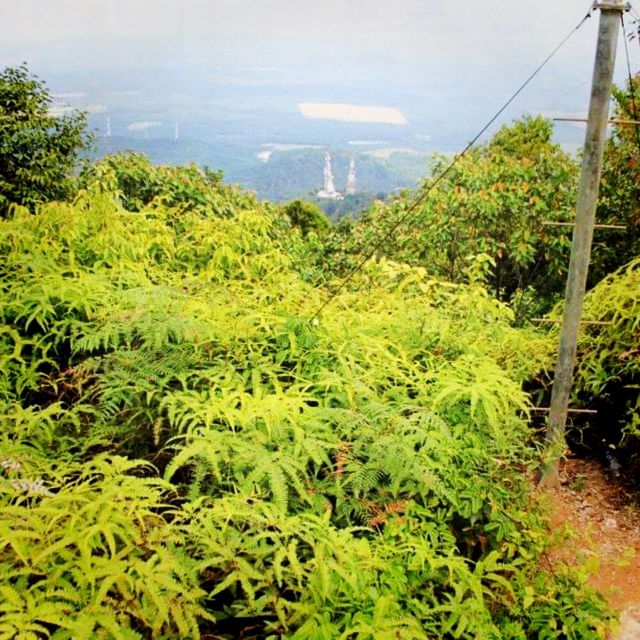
[594,1,630,11]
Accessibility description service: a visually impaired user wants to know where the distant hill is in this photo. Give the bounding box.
[91,136,432,203]
[90,136,257,181]
[311,193,380,219]
[245,148,431,201]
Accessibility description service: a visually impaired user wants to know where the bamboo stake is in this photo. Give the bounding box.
[542,221,626,230]
[534,407,598,414]
[553,117,640,125]
[532,318,612,325]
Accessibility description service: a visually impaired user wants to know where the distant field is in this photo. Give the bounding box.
[256,143,323,162]
[298,102,408,125]
[364,147,424,159]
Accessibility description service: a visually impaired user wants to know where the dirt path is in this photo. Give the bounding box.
[547,458,640,639]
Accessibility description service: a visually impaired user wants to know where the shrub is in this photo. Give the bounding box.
[282,199,330,236]
[566,258,640,458]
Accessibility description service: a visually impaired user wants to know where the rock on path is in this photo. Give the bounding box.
[612,607,640,640]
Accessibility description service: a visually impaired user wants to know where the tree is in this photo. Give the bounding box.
[282,199,330,236]
[0,64,90,216]
[80,152,236,214]
[326,116,579,319]
[592,73,640,284]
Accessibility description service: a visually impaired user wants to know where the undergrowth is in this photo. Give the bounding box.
[540,258,640,468]
[0,176,613,638]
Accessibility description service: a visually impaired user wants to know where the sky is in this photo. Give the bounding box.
[1,0,630,72]
[2,1,640,151]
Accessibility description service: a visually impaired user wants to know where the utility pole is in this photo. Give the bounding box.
[542,0,627,485]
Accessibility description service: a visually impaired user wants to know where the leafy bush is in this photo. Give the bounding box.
[593,73,640,284]
[79,152,248,216]
[0,183,613,638]
[564,258,640,455]
[282,199,330,236]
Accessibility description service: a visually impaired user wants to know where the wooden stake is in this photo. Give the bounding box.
[553,117,640,125]
[532,318,612,325]
[534,407,598,414]
[542,221,626,230]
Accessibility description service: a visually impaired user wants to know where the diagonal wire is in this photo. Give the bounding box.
[621,11,640,154]
[309,4,596,321]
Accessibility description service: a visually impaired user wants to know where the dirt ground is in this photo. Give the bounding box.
[547,457,640,640]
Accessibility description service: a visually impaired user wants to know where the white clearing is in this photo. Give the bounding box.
[298,102,408,125]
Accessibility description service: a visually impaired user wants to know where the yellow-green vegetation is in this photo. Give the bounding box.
[325,116,578,321]
[572,257,640,442]
[0,164,614,638]
[537,256,640,461]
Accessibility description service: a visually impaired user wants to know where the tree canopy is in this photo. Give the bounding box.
[0,65,90,216]
[593,72,640,284]
[323,116,578,320]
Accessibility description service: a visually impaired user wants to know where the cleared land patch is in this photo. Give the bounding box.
[298,102,408,124]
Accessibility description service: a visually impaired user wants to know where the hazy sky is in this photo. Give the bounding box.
[2,1,639,147]
[0,0,608,47]
[2,1,636,76]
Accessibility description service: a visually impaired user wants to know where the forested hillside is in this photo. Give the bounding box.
[90,139,430,206]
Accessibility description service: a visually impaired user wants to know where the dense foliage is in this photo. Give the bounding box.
[281,199,330,236]
[79,152,234,215]
[0,175,613,637]
[325,117,578,320]
[0,65,90,216]
[312,193,379,221]
[1,64,633,639]
[554,258,640,459]
[593,73,640,284]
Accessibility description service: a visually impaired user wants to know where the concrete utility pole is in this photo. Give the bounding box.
[542,0,627,485]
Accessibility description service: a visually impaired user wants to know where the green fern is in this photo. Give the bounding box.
[0,186,610,639]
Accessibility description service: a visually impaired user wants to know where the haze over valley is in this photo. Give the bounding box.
[4,0,639,203]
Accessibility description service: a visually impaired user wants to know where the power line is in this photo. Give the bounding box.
[309,4,596,321]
